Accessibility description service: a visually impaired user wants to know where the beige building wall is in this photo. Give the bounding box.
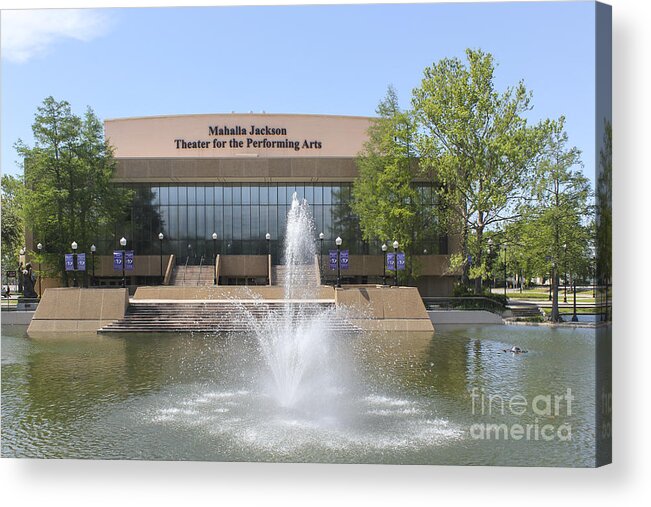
[105,113,373,160]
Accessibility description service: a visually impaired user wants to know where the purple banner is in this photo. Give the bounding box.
[397,252,406,271]
[125,250,135,271]
[329,250,338,270]
[65,253,75,271]
[113,251,123,270]
[386,252,395,271]
[77,253,86,271]
[340,250,349,270]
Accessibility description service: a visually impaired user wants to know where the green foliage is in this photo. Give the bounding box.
[596,119,611,285]
[14,97,132,280]
[1,174,25,270]
[411,49,548,292]
[352,86,439,280]
[508,117,593,321]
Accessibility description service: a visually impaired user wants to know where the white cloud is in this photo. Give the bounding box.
[1,9,112,63]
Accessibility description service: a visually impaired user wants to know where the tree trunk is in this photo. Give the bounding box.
[474,222,484,294]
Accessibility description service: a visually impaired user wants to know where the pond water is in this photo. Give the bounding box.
[1,324,600,466]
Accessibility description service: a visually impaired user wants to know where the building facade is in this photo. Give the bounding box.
[102,113,456,295]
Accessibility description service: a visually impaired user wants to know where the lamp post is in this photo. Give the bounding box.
[563,243,568,303]
[382,243,388,286]
[592,256,596,298]
[393,240,399,287]
[158,233,164,285]
[487,238,493,293]
[572,277,578,322]
[212,232,217,285]
[319,232,324,282]
[502,244,507,297]
[19,247,25,293]
[335,236,342,288]
[90,244,96,287]
[36,242,43,297]
[120,237,127,288]
[266,233,271,285]
[71,241,78,287]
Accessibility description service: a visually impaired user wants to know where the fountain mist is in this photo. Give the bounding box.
[248,193,338,409]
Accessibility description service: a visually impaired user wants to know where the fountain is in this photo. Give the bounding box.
[245,193,341,409]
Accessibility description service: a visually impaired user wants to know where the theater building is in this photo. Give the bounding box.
[96,113,456,296]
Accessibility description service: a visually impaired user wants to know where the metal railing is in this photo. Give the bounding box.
[182,256,190,285]
[197,256,204,286]
[422,297,506,315]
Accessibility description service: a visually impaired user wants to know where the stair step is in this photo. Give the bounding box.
[99,300,358,333]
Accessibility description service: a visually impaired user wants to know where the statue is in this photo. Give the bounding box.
[22,263,38,298]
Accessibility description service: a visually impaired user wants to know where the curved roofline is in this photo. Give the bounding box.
[104,112,377,122]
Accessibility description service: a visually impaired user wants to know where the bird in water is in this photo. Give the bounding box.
[502,346,528,354]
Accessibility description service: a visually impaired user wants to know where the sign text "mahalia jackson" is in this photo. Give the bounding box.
[173,125,323,152]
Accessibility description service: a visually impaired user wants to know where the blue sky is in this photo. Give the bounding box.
[1,1,596,182]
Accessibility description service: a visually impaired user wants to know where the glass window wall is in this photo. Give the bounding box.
[105,183,445,263]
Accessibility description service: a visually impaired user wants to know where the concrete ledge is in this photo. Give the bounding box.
[27,319,119,334]
[349,318,435,332]
[335,286,434,332]
[27,288,129,336]
[134,285,336,301]
[428,310,504,325]
[1,310,35,325]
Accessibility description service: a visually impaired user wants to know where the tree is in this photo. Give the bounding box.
[519,117,593,321]
[596,119,611,320]
[15,97,132,283]
[1,174,25,271]
[352,86,439,282]
[412,49,547,293]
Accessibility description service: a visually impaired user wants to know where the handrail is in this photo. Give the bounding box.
[197,255,204,286]
[182,256,190,285]
[422,296,507,315]
[314,254,321,286]
[163,254,175,285]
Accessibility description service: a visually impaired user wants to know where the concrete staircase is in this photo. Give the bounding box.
[506,303,544,320]
[98,300,360,333]
[170,264,215,286]
[271,263,319,286]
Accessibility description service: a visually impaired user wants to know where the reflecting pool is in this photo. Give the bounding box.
[1,324,598,466]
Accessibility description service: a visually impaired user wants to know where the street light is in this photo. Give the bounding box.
[319,232,324,283]
[393,240,399,287]
[572,277,578,322]
[266,233,271,285]
[158,233,164,285]
[502,244,507,297]
[19,247,25,293]
[563,243,568,303]
[71,241,78,287]
[119,237,127,288]
[382,243,388,286]
[335,236,342,288]
[36,242,43,298]
[487,238,493,292]
[90,244,96,287]
[592,256,596,298]
[212,232,217,285]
